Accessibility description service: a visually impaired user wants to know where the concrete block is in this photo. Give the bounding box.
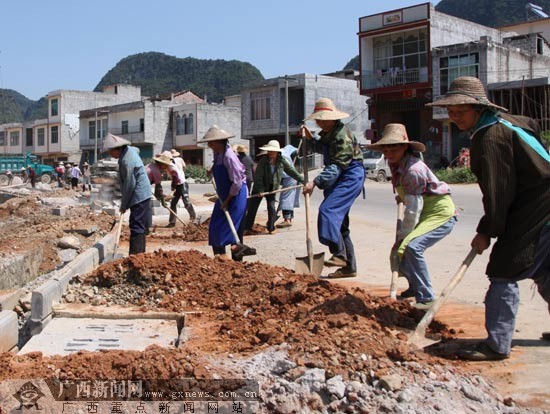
[31,280,63,321]
[51,206,68,216]
[152,207,169,216]
[94,232,116,264]
[0,310,19,353]
[0,289,24,312]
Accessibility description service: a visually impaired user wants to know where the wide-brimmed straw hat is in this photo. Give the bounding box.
[83,162,89,166]
[427,76,508,112]
[102,133,131,152]
[366,123,426,152]
[306,98,349,121]
[235,144,247,153]
[259,140,282,152]
[199,125,235,143]
[171,148,181,157]
[153,153,172,166]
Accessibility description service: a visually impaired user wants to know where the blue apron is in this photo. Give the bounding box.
[209,160,248,247]
[318,160,365,245]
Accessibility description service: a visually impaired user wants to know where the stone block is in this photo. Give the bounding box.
[0,310,18,352]
[51,206,68,216]
[31,280,63,321]
[0,289,24,312]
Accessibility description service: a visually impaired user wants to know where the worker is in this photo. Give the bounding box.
[70,163,82,190]
[5,169,13,186]
[168,149,196,223]
[64,163,72,186]
[20,167,28,183]
[199,125,255,260]
[301,98,365,279]
[245,140,304,234]
[102,133,151,255]
[428,76,550,360]
[81,162,92,192]
[28,167,37,189]
[55,162,65,188]
[235,144,254,192]
[366,123,456,309]
[277,144,301,228]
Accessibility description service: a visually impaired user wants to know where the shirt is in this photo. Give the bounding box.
[213,145,246,197]
[146,162,163,185]
[71,166,82,179]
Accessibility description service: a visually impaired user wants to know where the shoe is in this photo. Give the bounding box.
[456,342,510,361]
[414,300,435,310]
[398,288,415,299]
[165,223,176,228]
[241,246,257,256]
[541,332,550,341]
[326,268,357,279]
[268,229,277,234]
[324,255,347,267]
[276,221,292,228]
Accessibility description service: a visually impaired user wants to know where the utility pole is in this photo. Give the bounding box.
[94,110,98,168]
[283,75,297,147]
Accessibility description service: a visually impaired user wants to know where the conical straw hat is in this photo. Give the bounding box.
[199,125,235,143]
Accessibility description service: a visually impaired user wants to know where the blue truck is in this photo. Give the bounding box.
[0,153,55,185]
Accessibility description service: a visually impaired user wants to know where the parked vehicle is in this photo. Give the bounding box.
[0,153,55,185]
[363,149,391,182]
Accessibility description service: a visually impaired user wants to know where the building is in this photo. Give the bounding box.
[358,2,550,165]
[0,84,141,165]
[241,73,369,159]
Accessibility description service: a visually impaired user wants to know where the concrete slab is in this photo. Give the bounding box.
[51,206,68,216]
[0,311,18,353]
[19,317,184,356]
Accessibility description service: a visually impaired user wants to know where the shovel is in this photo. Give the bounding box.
[408,248,477,349]
[295,127,325,276]
[113,212,124,259]
[389,202,405,300]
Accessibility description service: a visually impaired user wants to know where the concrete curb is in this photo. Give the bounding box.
[27,230,117,337]
[0,311,18,352]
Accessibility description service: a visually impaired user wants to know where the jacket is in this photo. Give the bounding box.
[470,112,550,279]
[118,146,152,211]
[252,154,304,194]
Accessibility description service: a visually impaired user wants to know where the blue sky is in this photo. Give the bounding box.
[0,0,433,100]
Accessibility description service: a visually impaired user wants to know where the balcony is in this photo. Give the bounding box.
[362,67,428,90]
[109,127,146,144]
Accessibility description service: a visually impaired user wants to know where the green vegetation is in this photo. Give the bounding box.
[434,167,477,184]
[185,165,210,183]
[95,52,265,103]
[0,89,47,124]
[541,131,550,150]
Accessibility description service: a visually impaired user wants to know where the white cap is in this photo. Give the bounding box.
[102,133,131,152]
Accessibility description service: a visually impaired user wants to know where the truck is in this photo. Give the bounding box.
[0,153,55,185]
[362,149,392,182]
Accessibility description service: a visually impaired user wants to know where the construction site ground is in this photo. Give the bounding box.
[0,180,548,413]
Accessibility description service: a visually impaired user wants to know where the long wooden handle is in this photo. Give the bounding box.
[113,214,124,254]
[389,203,405,300]
[301,126,314,268]
[410,248,477,341]
[248,184,303,199]
[165,205,187,226]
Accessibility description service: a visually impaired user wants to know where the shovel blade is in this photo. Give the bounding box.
[295,252,325,277]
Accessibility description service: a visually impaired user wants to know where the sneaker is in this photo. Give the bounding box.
[398,288,415,299]
[456,342,510,361]
[414,300,435,310]
[327,267,357,279]
[324,255,347,267]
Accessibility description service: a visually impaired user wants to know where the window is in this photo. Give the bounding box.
[185,113,194,134]
[140,118,144,132]
[373,28,428,74]
[99,119,107,138]
[176,114,185,135]
[89,121,96,140]
[0,131,4,146]
[51,126,58,144]
[121,120,129,135]
[50,98,59,117]
[440,53,479,95]
[37,128,45,146]
[251,92,271,121]
[10,131,20,146]
[26,128,33,147]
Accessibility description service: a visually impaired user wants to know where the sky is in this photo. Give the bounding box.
[0,0,434,101]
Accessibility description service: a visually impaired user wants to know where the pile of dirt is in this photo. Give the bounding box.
[0,193,115,274]
[122,219,210,242]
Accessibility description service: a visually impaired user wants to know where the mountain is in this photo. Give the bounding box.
[435,0,550,27]
[0,89,47,124]
[95,52,265,103]
[342,0,550,70]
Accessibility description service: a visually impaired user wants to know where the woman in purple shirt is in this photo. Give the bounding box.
[199,125,252,260]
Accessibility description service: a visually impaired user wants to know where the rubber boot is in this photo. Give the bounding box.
[129,234,146,255]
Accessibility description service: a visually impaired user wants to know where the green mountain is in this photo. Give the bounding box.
[0,89,47,124]
[435,0,550,27]
[95,52,265,102]
[342,0,550,70]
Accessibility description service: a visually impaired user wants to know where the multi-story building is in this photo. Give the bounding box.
[0,84,141,165]
[241,73,369,158]
[358,2,550,165]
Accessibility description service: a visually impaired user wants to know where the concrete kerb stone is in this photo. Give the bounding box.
[27,229,118,335]
[0,289,24,312]
[0,310,19,352]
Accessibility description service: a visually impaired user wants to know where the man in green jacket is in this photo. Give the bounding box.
[428,76,550,361]
[245,140,304,233]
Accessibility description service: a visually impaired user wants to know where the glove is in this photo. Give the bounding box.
[160,199,168,208]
